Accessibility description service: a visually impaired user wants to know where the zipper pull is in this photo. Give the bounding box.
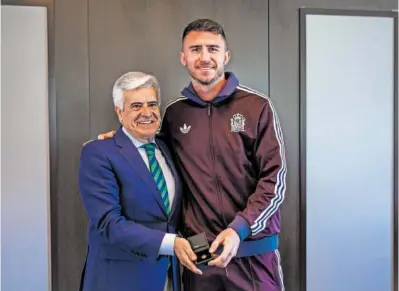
[208,104,211,116]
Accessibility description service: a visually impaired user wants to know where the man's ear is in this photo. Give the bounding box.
[224,50,231,66]
[115,106,123,123]
[180,52,187,67]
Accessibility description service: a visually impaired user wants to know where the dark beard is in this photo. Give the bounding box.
[189,67,225,86]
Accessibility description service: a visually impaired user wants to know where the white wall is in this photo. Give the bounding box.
[1,5,51,291]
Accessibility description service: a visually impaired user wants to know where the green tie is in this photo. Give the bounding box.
[141,143,171,214]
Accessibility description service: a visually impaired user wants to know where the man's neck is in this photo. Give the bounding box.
[123,127,153,144]
[192,76,227,102]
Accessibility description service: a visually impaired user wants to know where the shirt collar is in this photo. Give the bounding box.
[122,127,156,149]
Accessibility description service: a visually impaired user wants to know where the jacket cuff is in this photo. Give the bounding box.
[228,215,251,241]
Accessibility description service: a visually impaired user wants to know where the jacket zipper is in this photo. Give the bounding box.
[208,104,228,227]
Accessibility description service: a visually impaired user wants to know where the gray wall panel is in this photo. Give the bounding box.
[54,0,89,290]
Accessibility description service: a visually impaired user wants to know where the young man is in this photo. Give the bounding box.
[163,19,286,291]
[100,19,286,291]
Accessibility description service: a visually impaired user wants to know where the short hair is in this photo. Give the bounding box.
[112,72,161,110]
[182,19,227,44]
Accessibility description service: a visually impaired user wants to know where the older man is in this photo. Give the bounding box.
[79,72,201,291]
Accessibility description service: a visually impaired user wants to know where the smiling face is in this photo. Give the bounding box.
[115,87,161,142]
[180,31,231,86]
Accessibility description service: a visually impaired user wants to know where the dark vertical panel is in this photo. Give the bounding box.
[267,1,302,289]
[88,0,269,137]
[54,0,89,290]
[298,9,307,291]
[393,14,398,291]
[269,1,397,290]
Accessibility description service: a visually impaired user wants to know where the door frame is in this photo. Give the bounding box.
[299,8,398,291]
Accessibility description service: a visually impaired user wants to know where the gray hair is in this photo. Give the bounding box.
[112,72,161,110]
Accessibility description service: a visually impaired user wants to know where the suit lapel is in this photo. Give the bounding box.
[114,128,168,216]
[156,138,182,218]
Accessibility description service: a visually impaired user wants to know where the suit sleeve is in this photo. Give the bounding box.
[79,142,166,262]
[229,101,287,240]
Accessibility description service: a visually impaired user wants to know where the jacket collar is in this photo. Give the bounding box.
[181,72,239,106]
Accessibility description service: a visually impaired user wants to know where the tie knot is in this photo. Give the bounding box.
[141,143,156,156]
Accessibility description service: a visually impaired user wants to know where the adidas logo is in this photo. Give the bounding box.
[180,123,191,134]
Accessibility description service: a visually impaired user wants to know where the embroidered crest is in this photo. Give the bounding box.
[180,123,191,134]
[230,113,246,132]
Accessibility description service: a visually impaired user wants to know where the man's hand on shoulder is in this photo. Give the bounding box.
[82,130,116,147]
[98,130,117,140]
[174,237,203,275]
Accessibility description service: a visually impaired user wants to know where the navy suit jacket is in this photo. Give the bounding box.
[79,128,182,291]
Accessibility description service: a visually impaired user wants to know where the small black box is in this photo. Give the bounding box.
[187,232,212,265]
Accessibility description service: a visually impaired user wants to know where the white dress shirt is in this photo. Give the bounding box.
[122,127,177,256]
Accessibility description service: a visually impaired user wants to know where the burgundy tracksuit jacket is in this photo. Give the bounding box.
[160,72,286,291]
